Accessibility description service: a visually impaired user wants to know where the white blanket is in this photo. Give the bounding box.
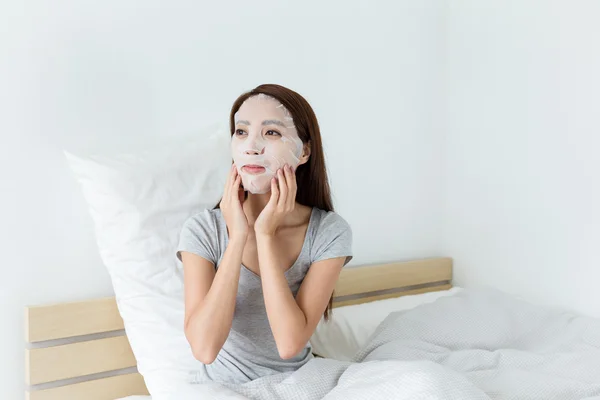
[165,288,600,400]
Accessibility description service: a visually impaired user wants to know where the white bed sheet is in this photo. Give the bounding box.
[310,287,463,360]
[119,287,600,399]
[117,287,462,400]
[166,288,600,400]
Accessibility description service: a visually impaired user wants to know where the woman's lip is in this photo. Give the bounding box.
[242,165,266,175]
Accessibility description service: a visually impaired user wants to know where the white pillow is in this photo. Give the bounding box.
[310,287,463,360]
[65,124,231,398]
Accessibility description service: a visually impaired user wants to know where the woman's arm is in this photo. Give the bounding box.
[253,166,348,359]
[256,234,345,359]
[182,165,249,364]
[182,236,245,364]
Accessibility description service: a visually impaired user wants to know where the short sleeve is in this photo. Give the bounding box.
[176,209,219,265]
[311,212,353,266]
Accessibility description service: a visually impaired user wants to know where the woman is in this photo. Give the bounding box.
[177,84,352,385]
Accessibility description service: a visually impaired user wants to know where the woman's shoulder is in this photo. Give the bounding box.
[182,208,224,233]
[312,208,351,230]
[178,208,223,264]
[309,208,353,265]
[311,207,352,248]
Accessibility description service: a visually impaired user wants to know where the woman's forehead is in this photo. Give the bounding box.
[234,95,290,123]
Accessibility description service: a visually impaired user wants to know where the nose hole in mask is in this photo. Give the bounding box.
[244,148,265,155]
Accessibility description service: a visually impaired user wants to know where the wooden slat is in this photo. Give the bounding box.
[333,284,453,308]
[26,336,136,385]
[334,257,452,297]
[25,297,123,342]
[26,373,148,400]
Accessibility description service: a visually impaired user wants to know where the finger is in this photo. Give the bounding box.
[277,168,287,207]
[231,167,243,198]
[285,165,297,208]
[227,164,236,185]
[233,175,244,204]
[268,177,279,207]
[237,183,245,205]
[224,164,236,200]
[234,167,246,191]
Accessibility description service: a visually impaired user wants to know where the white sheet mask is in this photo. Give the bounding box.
[231,94,304,194]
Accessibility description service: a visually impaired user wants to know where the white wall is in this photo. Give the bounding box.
[0,1,443,397]
[442,1,600,318]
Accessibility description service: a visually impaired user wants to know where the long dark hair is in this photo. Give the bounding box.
[229,84,335,319]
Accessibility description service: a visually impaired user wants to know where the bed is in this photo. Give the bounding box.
[25,257,453,400]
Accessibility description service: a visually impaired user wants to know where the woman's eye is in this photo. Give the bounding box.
[235,129,247,136]
[265,130,281,137]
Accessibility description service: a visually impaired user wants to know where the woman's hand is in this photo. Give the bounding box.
[220,164,248,240]
[255,164,297,236]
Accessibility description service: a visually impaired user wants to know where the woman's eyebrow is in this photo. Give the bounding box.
[235,120,250,126]
[262,119,285,127]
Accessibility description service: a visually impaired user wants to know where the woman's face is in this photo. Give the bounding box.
[231,95,305,194]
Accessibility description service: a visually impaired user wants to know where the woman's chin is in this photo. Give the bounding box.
[244,184,272,195]
[241,176,274,195]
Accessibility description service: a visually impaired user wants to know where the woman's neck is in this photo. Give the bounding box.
[243,192,308,229]
[242,192,312,228]
[243,192,271,224]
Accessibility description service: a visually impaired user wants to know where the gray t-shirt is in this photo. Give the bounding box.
[177,207,353,384]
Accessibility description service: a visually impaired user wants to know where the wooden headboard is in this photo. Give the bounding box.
[25,257,452,399]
